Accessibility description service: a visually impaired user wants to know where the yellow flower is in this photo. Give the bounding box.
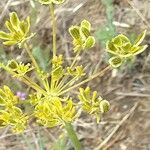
[106,30,148,68]
[69,20,95,53]
[78,87,110,123]
[0,12,34,48]
[67,65,85,77]
[0,85,19,107]
[34,97,77,127]
[0,106,28,133]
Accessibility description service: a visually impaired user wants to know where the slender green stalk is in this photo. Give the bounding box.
[49,3,57,91]
[24,43,50,92]
[70,52,80,68]
[24,75,48,95]
[56,76,69,90]
[58,76,78,92]
[59,65,111,95]
[0,65,47,95]
[24,43,40,71]
[50,3,57,57]
[65,123,82,150]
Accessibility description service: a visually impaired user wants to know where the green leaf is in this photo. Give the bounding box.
[32,47,49,71]
[12,106,22,116]
[0,119,6,128]
[96,27,115,44]
[109,56,122,68]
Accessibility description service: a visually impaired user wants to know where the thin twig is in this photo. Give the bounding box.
[126,0,150,29]
[0,0,12,22]
[116,92,150,98]
[94,102,139,150]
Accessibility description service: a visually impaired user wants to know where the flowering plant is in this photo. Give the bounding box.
[0,0,147,149]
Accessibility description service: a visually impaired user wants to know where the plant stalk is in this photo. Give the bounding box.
[24,43,50,91]
[50,3,57,57]
[70,52,80,68]
[59,65,111,95]
[24,43,40,71]
[65,123,82,150]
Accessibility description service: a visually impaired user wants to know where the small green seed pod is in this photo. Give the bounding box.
[100,100,110,113]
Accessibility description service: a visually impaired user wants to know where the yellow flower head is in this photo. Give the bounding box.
[0,107,28,133]
[69,20,95,53]
[106,30,148,68]
[0,85,19,107]
[34,97,77,127]
[78,87,110,123]
[0,12,34,48]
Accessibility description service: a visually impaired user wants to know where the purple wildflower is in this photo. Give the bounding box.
[16,91,26,100]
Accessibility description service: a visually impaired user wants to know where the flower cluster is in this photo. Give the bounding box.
[69,20,95,53]
[78,87,110,123]
[0,12,34,48]
[67,66,85,77]
[106,30,148,68]
[0,60,33,78]
[34,97,76,127]
[0,86,28,133]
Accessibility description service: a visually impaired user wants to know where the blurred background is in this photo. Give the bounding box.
[0,0,150,149]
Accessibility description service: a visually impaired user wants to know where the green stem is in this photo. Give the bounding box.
[24,43,40,70]
[24,43,50,91]
[59,65,111,96]
[65,123,82,150]
[0,65,47,95]
[50,3,57,57]
[58,76,78,93]
[70,52,80,69]
[24,75,47,95]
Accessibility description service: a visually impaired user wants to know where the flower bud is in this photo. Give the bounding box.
[100,100,110,113]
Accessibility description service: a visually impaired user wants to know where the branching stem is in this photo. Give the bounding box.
[59,65,111,95]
